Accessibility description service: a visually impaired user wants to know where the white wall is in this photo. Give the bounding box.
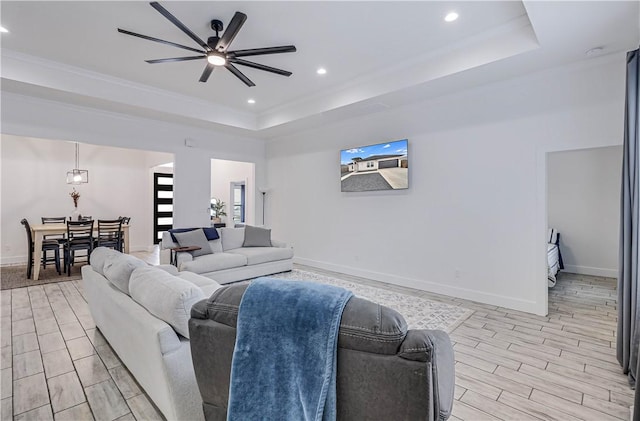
[266,55,626,315]
[211,159,256,226]
[1,92,267,231]
[0,134,173,264]
[547,146,621,277]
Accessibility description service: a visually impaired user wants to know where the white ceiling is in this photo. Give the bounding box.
[1,1,638,137]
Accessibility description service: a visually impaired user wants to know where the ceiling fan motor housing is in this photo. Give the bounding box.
[208,36,220,50]
[210,19,223,33]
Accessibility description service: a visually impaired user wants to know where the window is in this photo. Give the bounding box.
[231,182,246,224]
[367,161,374,168]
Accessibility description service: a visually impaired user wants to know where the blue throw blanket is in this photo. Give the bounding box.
[227,278,353,421]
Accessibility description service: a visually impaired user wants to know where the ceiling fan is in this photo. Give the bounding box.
[118,2,297,87]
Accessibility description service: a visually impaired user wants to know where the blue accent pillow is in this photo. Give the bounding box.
[169,227,219,243]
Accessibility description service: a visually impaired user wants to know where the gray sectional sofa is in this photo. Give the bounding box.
[83,247,222,421]
[160,226,293,283]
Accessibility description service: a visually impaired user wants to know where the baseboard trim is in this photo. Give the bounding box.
[1,245,153,267]
[1,256,27,266]
[293,257,542,315]
[563,264,617,278]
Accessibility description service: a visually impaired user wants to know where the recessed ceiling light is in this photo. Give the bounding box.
[316,68,327,75]
[247,99,256,104]
[0,26,9,33]
[444,12,459,22]
[585,46,605,56]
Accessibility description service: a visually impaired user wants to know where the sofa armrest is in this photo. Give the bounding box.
[161,231,178,249]
[159,249,171,265]
[399,329,454,421]
[176,252,194,270]
[271,239,289,248]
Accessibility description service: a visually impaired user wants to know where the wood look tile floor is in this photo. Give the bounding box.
[445,272,628,421]
[0,281,164,421]
[298,266,629,421]
[1,256,630,420]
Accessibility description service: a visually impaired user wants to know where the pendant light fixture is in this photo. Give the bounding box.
[66,142,89,184]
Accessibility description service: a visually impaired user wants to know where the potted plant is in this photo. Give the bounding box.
[210,198,227,223]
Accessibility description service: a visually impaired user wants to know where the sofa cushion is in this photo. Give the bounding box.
[177,271,222,297]
[227,247,294,266]
[92,248,147,295]
[208,239,223,254]
[156,264,180,276]
[90,246,117,276]
[129,266,205,338]
[174,229,213,258]
[180,252,248,274]
[243,225,272,247]
[220,228,245,251]
[176,270,220,289]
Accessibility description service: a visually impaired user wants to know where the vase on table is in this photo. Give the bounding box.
[71,207,80,221]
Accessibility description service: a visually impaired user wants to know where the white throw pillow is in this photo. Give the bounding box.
[129,266,205,338]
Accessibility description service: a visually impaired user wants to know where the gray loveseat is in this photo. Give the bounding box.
[160,226,293,283]
[189,283,455,421]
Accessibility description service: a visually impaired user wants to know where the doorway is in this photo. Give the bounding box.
[545,146,622,311]
[211,159,255,226]
[231,182,246,225]
[153,172,173,244]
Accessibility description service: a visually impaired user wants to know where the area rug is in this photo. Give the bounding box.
[270,269,473,333]
[0,264,83,290]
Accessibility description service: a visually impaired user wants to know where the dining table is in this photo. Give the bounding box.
[30,223,130,281]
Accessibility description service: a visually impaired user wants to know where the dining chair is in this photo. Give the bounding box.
[41,217,68,224]
[21,218,61,278]
[79,216,93,221]
[64,220,94,276]
[41,217,68,267]
[95,219,123,251]
[118,216,131,252]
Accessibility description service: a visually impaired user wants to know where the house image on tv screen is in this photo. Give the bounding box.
[340,139,408,192]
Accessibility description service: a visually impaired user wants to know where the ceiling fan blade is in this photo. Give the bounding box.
[215,11,247,52]
[225,63,255,87]
[228,45,296,58]
[229,58,292,76]
[146,56,206,64]
[118,28,206,54]
[199,63,215,83]
[150,2,211,51]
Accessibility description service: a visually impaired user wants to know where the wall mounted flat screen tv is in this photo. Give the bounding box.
[340,139,408,192]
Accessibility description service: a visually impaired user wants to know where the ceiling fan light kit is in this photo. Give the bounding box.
[207,53,226,66]
[118,2,297,87]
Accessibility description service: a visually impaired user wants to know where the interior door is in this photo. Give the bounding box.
[153,172,173,244]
